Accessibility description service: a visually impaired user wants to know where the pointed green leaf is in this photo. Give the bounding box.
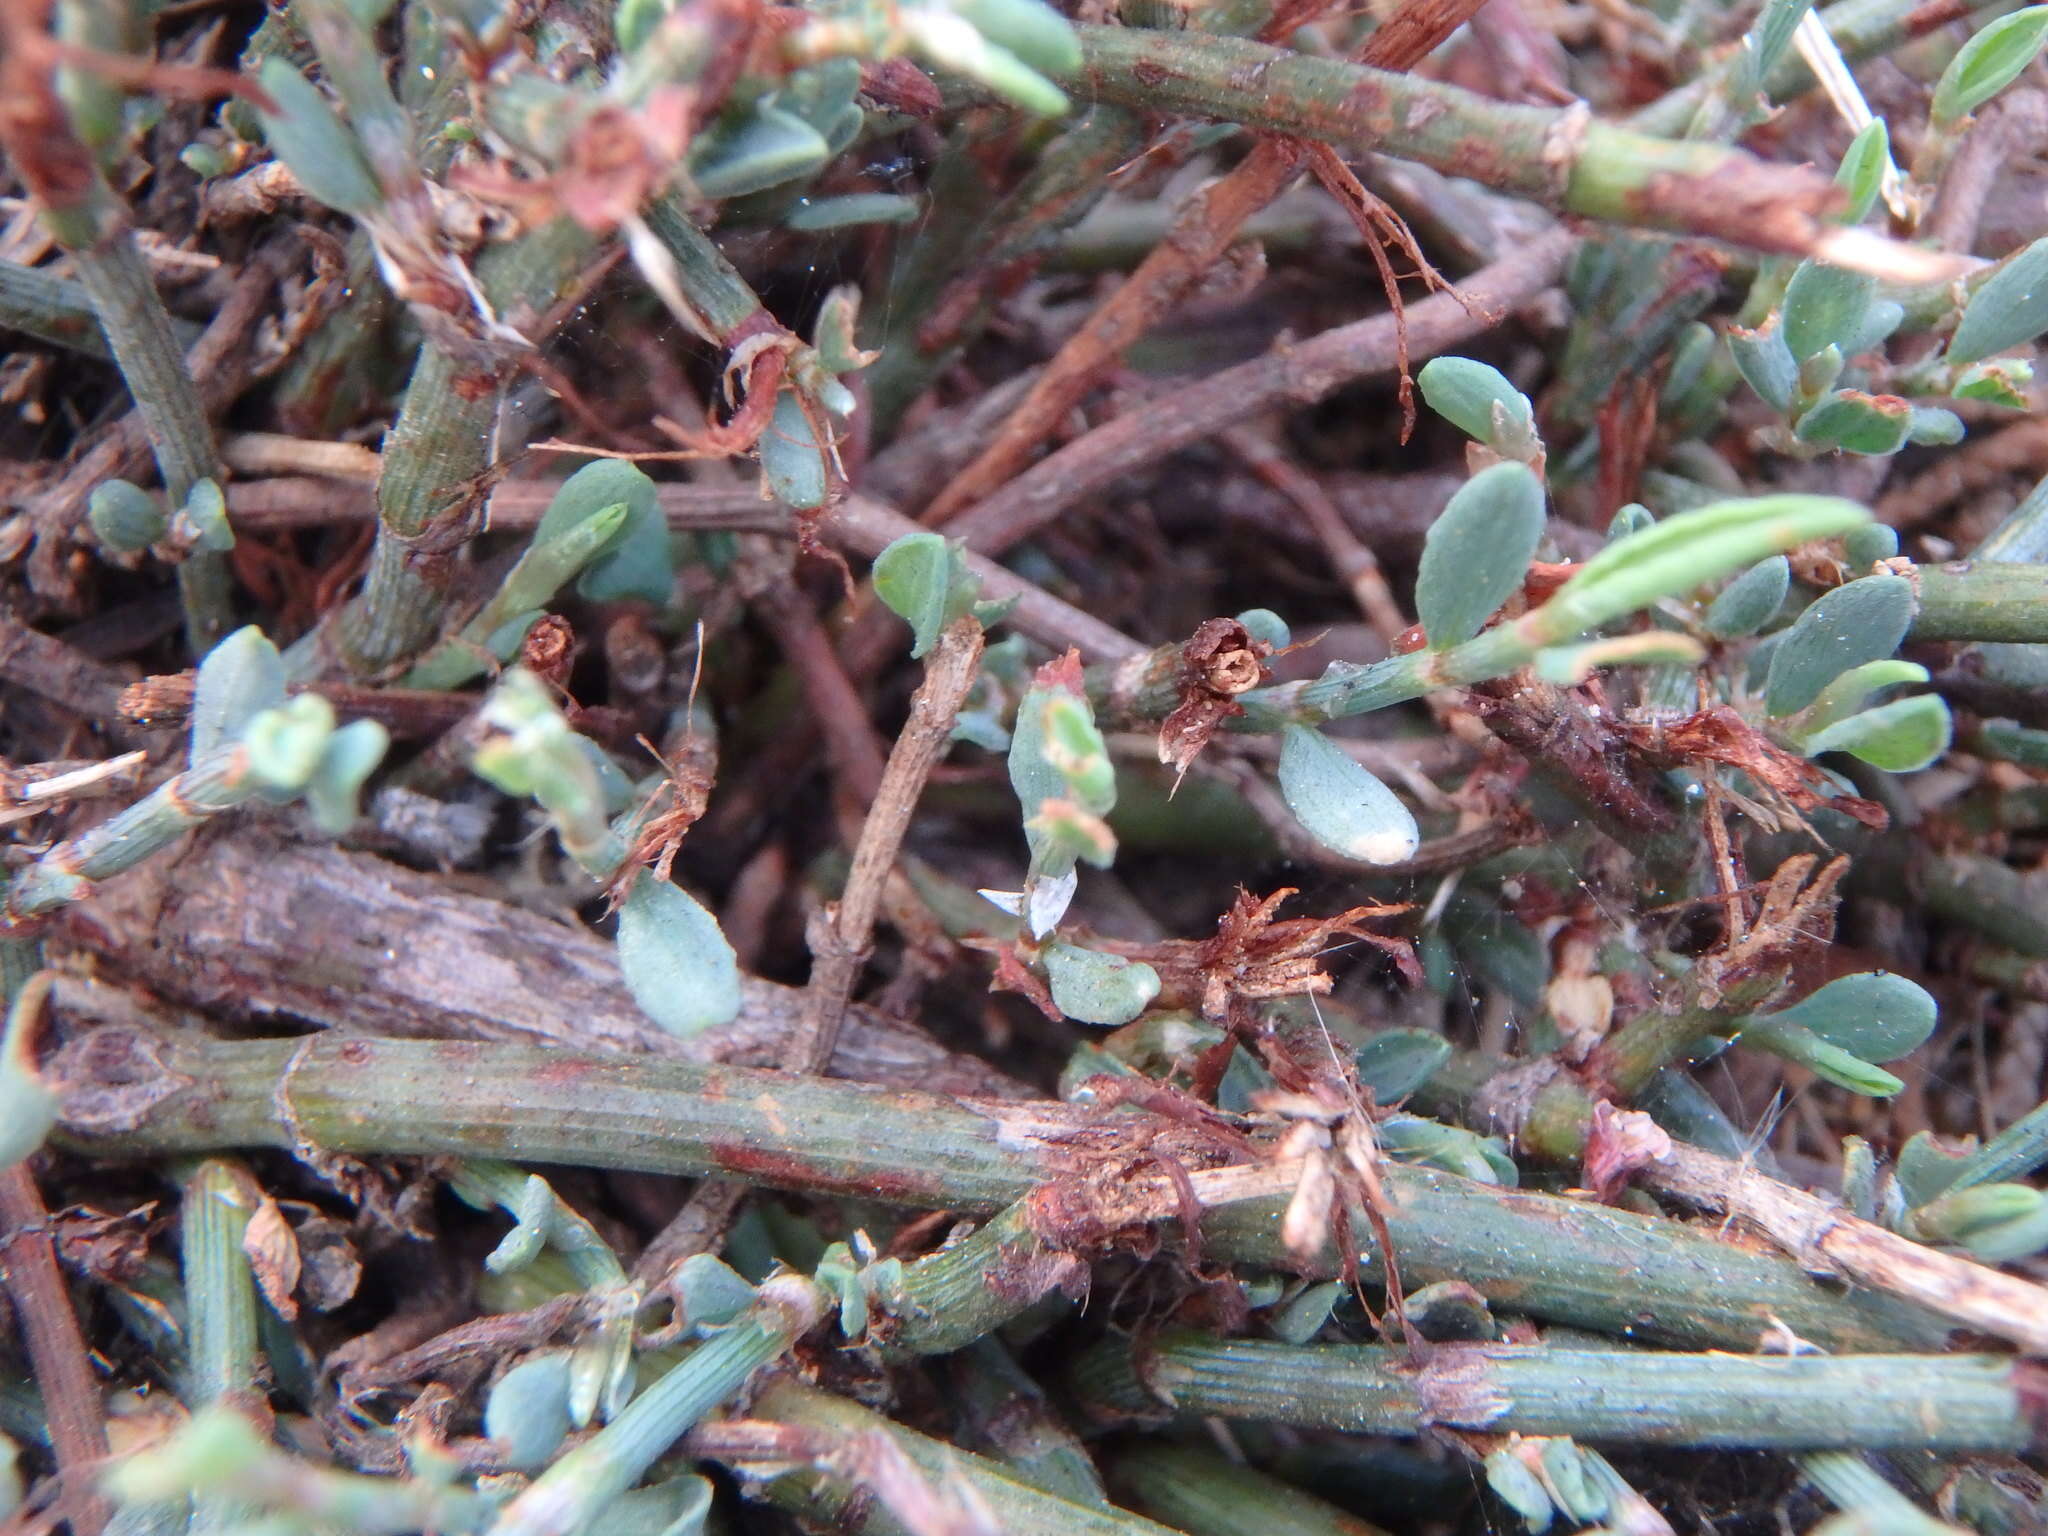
[787,193,921,230]
[689,105,831,198]
[1797,658,1928,734]
[1932,5,2048,124]
[1782,262,1875,362]
[1948,237,2048,365]
[1277,724,1420,865]
[256,58,383,217]
[1800,693,1953,771]
[1763,573,1914,715]
[903,10,1069,114]
[532,456,667,605]
[1042,941,1160,1026]
[1415,462,1544,650]
[1738,1018,1905,1095]
[1704,556,1789,638]
[190,625,288,765]
[1354,1029,1453,1102]
[1835,119,1890,223]
[616,876,742,1037]
[1532,495,1868,645]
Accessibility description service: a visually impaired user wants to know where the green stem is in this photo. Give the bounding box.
[56,1030,1956,1353]
[180,1160,263,1535]
[2,746,260,925]
[447,1159,628,1291]
[1912,563,2048,643]
[50,213,231,654]
[1070,1333,2039,1452]
[641,196,771,341]
[488,1277,823,1536]
[1063,27,1835,251]
[0,258,116,358]
[1948,1100,2048,1194]
[1106,1442,1390,1536]
[1799,1453,1956,1536]
[335,219,595,676]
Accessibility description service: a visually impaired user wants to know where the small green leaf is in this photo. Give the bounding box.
[1704,556,1789,638]
[1797,657,1928,734]
[1235,607,1291,649]
[1532,495,1868,645]
[242,693,338,795]
[306,718,390,834]
[1793,390,1913,456]
[1042,942,1161,1026]
[1533,630,1704,684]
[1952,356,2033,408]
[1040,692,1114,809]
[1417,356,1535,446]
[1268,1280,1343,1344]
[255,58,383,217]
[1907,406,1965,446]
[1605,503,1655,542]
[1276,724,1420,865]
[190,625,288,765]
[1753,971,1938,1061]
[1782,262,1875,362]
[1354,1029,1453,1102]
[1948,237,2048,365]
[1978,717,2048,766]
[1896,1129,1973,1208]
[1763,573,1915,715]
[873,532,975,658]
[689,105,831,199]
[1378,1115,1517,1185]
[88,479,166,552]
[1796,342,1844,401]
[949,0,1082,74]
[757,393,828,510]
[1800,693,1953,771]
[1908,1181,2044,1244]
[672,1253,756,1330]
[901,9,1069,115]
[1843,523,1899,568]
[616,876,742,1038]
[1415,462,1545,650]
[787,193,921,230]
[532,459,666,605]
[1485,1449,1555,1533]
[1932,4,2048,125]
[1835,119,1890,223]
[176,478,235,553]
[485,1354,574,1471]
[1738,1019,1905,1096]
[1729,317,1797,411]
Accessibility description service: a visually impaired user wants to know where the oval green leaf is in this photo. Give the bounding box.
[1948,237,2048,366]
[256,58,383,217]
[1415,461,1545,650]
[1763,573,1915,716]
[1704,555,1789,638]
[1277,724,1420,865]
[1042,941,1160,1026]
[616,876,742,1038]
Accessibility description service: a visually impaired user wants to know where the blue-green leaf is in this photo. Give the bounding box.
[1835,119,1890,223]
[1729,317,1797,411]
[689,105,830,198]
[1415,462,1545,650]
[1417,356,1535,446]
[758,393,828,510]
[1800,693,1953,771]
[1793,390,1913,456]
[485,1354,574,1471]
[788,194,921,230]
[616,876,742,1038]
[1932,5,2048,124]
[88,480,167,553]
[255,59,383,217]
[1754,971,1938,1061]
[1948,237,2048,365]
[1276,724,1419,865]
[191,625,288,765]
[1704,556,1789,638]
[1042,942,1160,1026]
[1354,1029,1452,1102]
[1781,263,1875,362]
[1763,573,1914,715]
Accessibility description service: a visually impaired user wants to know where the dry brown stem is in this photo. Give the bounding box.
[1642,1141,2048,1356]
